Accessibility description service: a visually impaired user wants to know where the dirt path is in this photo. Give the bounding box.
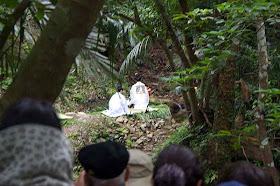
[63,111,181,155]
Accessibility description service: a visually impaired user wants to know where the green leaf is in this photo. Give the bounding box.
[206,31,223,36]
[228,25,239,33]
[261,137,269,147]
[233,142,241,151]
[232,38,240,45]
[0,22,4,32]
[242,125,256,132]
[173,14,187,20]
[36,9,44,20]
[267,112,280,119]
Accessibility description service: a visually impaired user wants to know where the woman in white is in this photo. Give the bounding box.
[128,74,149,109]
[108,85,130,117]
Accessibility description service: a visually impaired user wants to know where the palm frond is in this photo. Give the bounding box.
[119,36,150,76]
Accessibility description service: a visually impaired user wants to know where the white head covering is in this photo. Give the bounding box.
[0,124,74,186]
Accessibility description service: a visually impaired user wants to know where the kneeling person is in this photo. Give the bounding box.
[129,73,149,109]
[108,85,130,117]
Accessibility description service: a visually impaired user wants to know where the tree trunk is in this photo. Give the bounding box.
[0,0,105,113]
[199,76,207,106]
[204,76,212,109]
[211,54,236,169]
[157,39,176,71]
[255,19,279,186]
[214,58,236,131]
[178,0,198,65]
[117,5,177,73]
[153,0,203,124]
[153,0,191,68]
[0,0,31,53]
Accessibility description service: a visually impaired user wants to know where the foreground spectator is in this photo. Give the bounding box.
[127,149,153,186]
[76,141,129,186]
[153,145,204,186]
[0,98,74,186]
[217,181,246,186]
[218,161,274,186]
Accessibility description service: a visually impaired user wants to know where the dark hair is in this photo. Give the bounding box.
[219,161,274,186]
[154,164,186,186]
[0,98,61,131]
[134,73,141,81]
[116,85,123,92]
[153,145,203,186]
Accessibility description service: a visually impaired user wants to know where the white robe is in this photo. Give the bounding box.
[129,81,149,109]
[108,92,130,117]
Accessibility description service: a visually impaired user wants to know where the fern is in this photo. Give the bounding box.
[119,36,150,76]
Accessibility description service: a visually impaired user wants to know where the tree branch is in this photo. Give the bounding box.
[0,0,32,52]
[116,13,136,24]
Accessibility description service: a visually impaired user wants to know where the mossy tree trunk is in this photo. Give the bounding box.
[213,58,236,130]
[212,55,236,168]
[255,19,279,186]
[0,0,105,113]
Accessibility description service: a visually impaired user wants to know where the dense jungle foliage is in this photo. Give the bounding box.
[0,0,280,185]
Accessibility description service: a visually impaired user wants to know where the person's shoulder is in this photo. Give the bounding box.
[111,92,118,98]
[138,81,146,86]
[119,93,126,98]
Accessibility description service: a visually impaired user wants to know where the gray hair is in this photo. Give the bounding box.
[88,170,126,186]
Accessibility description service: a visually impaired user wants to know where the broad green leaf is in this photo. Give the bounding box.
[36,9,45,20]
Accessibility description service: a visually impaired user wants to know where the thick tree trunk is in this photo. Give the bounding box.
[0,0,105,113]
[0,0,31,53]
[211,54,236,169]
[255,19,279,186]
[153,0,203,124]
[214,58,236,131]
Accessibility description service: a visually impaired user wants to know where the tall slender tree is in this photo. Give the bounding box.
[255,18,279,186]
[153,0,203,124]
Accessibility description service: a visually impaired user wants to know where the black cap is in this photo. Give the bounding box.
[78,141,129,179]
[116,84,123,92]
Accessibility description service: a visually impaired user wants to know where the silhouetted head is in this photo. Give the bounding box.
[0,98,61,131]
[134,73,142,81]
[219,161,274,186]
[153,145,203,186]
[116,85,123,93]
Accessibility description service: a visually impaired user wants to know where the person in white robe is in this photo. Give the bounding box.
[108,85,130,117]
[128,74,149,109]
